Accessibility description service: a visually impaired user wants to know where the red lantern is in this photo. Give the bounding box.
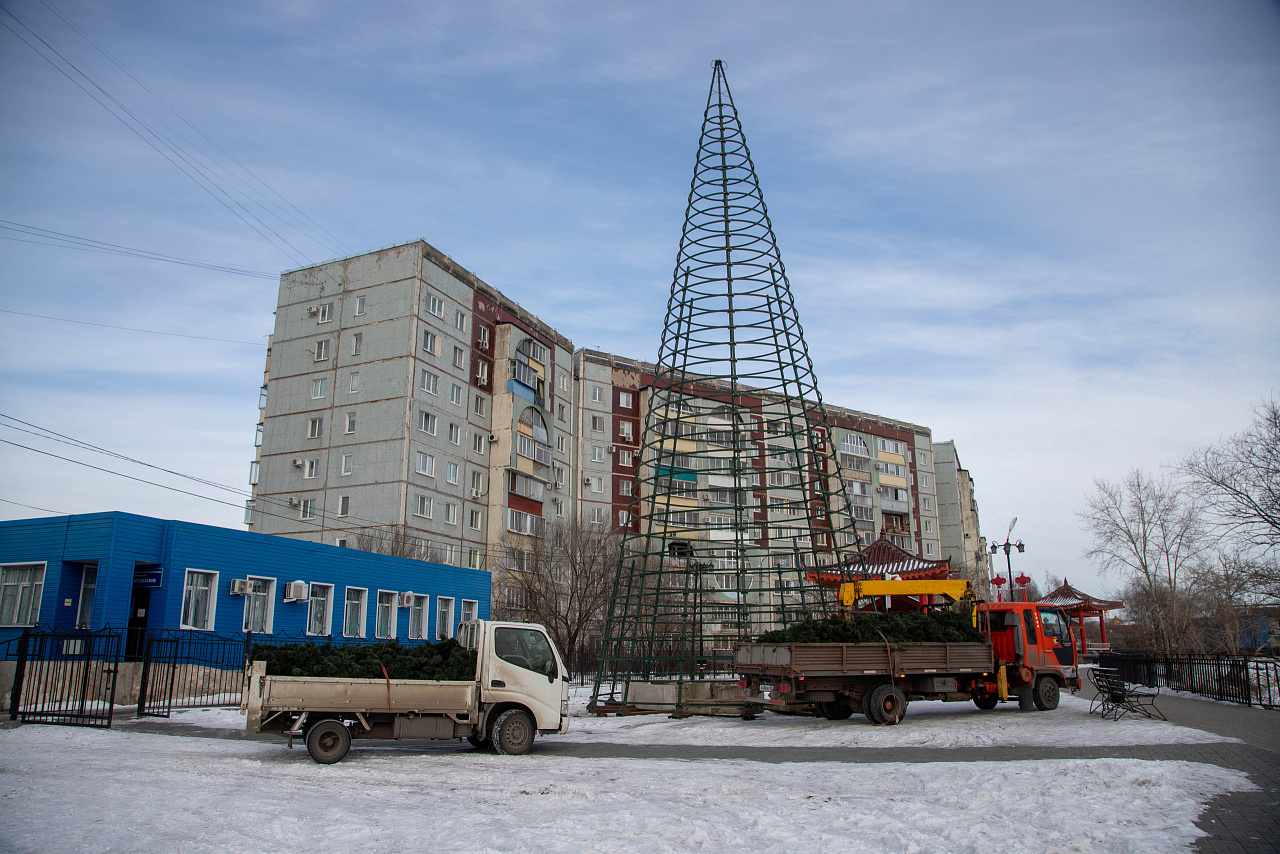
[1015,574,1031,587]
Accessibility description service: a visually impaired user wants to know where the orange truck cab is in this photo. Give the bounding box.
[977,601,1082,710]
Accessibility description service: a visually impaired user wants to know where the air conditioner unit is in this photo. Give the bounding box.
[283,581,308,601]
[306,305,318,315]
[608,445,615,454]
[488,434,497,443]
[398,591,416,608]
[583,477,593,486]
[292,458,304,467]
[288,497,299,506]
[229,579,250,596]
[471,488,483,499]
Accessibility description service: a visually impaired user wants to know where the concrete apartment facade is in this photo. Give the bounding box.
[249,243,974,605]
[933,440,992,597]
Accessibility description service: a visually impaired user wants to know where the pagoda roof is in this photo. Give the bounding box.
[809,530,953,587]
[1038,579,1123,612]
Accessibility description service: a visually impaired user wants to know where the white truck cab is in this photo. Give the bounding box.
[459,620,569,739]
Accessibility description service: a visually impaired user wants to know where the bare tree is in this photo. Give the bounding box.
[1079,469,1208,654]
[1181,396,1280,557]
[498,519,621,679]
[353,525,429,561]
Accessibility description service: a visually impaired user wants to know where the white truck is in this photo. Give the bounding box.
[244,620,569,763]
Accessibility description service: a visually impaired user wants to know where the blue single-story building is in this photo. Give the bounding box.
[0,512,490,651]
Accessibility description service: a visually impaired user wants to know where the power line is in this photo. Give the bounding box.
[0,220,277,278]
[0,308,265,345]
[0,497,66,515]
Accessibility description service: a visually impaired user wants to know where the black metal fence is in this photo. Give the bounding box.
[7,628,122,728]
[1099,651,1280,709]
[136,631,253,717]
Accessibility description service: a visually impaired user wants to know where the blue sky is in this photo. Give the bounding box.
[2,1,1277,596]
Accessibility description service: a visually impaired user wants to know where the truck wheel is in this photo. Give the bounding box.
[491,709,535,755]
[973,694,999,710]
[816,700,855,720]
[866,684,908,726]
[466,735,493,751]
[306,720,351,764]
[1033,675,1060,711]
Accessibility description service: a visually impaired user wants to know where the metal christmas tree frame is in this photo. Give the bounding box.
[590,61,862,715]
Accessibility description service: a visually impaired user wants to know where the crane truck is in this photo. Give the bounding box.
[734,578,1081,724]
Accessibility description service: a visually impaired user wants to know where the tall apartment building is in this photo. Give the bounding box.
[933,440,992,596]
[247,241,576,583]
[571,349,943,563]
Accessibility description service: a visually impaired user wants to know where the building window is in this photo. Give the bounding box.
[446,462,459,484]
[554,466,565,488]
[449,423,461,444]
[376,591,397,639]
[467,549,484,570]
[352,333,363,356]
[408,595,429,640]
[473,433,485,455]
[307,583,333,636]
[312,378,326,399]
[300,499,316,520]
[178,569,215,631]
[619,391,633,409]
[419,411,436,434]
[259,385,268,408]
[421,370,438,394]
[557,373,568,391]
[591,386,604,403]
[589,507,604,524]
[461,599,478,623]
[618,421,633,441]
[924,542,936,556]
[474,394,486,416]
[426,294,443,317]
[413,494,432,517]
[354,296,365,316]
[591,446,604,463]
[304,459,319,478]
[618,449,633,466]
[248,460,260,485]
[590,476,604,493]
[557,403,566,422]
[454,310,466,331]
[618,510,630,526]
[923,518,934,534]
[348,373,360,393]
[314,339,329,361]
[255,423,264,447]
[922,497,933,511]
[1,562,46,628]
[619,480,632,496]
[553,498,565,517]
[468,509,483,530]
[343,588,366,638]
[416,452,435,476]
[918,451,930,466]
[453,346,465,368]
[478,325,490,350]
[436,597,455,640]
[450,383,463,406]
[876,437,906,456]
[444,502,458,525]
[242,577,275,633]
[556,436,566,454]
[318,302,333,323]
[422,330,437,354]
[591,415,604,433]
[507,509,543,537]
[307,417,323,439]
[342,414,354,435]
[921,474,932,489]
[338,494,350,516]
[471,470,485,494]
[476,360,489,385]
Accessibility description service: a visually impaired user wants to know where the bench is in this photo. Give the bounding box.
[1089,667,1166,721]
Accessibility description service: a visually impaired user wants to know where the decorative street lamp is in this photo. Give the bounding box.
[990,574,1007,603]
[989,517,1026,603]
[1015,573,1032,602]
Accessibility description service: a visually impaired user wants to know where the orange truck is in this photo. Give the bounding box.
[734,582,1081,725]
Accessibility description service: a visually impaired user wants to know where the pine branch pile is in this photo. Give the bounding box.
[250,639,477,680]
[757,612,986,645]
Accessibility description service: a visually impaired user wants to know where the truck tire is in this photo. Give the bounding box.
[491,709,535,755]
[866,684,908,725]
[1032,675,1060,711]
[973,694,999,710]
[816,700,855,720]
[467,735,493,751]
[306,720,351,764]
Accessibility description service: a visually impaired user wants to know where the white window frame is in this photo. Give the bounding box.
[422,329,437,354]
[337,495,350,516]
[408,594,430,640]
[304,458,319,479]
[557,373,568,391]
[446,462,459,484]
[419,411,436,434]
[591,446,605,463]
[592,386,604,403]
[436,596,455,640]
[343,587,367,638]
[450,384,463,406]
[308,416,323,439]
[306,583,333,636]
[455,310,467,331]
[312,378,326,399]
[453,346,465,368]
[76,564,98,628]
[314,339,329,361]
[468,508,483,531]
[178,568,217,632]
[345,413,356,434]
[619,391,633,409]
[426,294,443,317]
[474,394,486,416]
[341,453,353,476]
[473,433,485,455]
[242,575,276,634]
[461,599,478,623]
[449,423,461,444]
[413,494,432,518]
[416,452,435,477]
[300,498,317,520]
[0,562,47,628]
[354,296,366,316]
[444,502,458,525]
[352,333,362,356]
[349,373,360,393]
[421,370,439,394]
[318,302,333,323]
[591,415,604,433]
[375,590,398,640]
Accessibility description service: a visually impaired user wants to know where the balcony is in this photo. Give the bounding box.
[880,498,910,514]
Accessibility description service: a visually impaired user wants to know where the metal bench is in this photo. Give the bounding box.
[1089,667,1166,721]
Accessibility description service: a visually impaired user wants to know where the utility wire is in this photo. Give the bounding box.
[0,220,276,279]
[0,308,265,345]
[0,497,67,515]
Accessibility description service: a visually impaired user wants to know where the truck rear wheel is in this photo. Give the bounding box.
[1033,675,1060,711]
[491,709,535,755]
[306,720,351,764]
[973,694,999,710]
[816,700,855,720]
[866,684,908,725]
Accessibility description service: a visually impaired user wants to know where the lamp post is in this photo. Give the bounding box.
[989,517,1026,603]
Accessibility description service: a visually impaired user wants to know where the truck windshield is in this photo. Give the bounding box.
[1037,608,1071,645]
[495,627,556,677]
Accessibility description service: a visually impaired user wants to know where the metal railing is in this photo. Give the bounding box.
[1098,652,1280,709]
[8,628,122,728]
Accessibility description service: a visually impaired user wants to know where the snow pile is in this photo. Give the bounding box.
[558,688,1235,749]
[0,726,1253,854]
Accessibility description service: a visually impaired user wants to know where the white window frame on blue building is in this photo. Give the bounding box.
[179,568,218,631]
[343,587,367,638]
[307,583,333,636]
[0,562,47,627]
[375,590,397,639]
[243,576,276,634]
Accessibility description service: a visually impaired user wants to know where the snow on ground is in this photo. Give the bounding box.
[0,725,1254,854]
[552,686,1236,749]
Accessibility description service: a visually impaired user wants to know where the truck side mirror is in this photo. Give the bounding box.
[543,659,557,681]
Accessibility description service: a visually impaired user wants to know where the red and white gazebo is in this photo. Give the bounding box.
[808,530,954,613]
[1038,579,1123,654]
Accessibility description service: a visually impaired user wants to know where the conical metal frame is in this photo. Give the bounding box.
[590,61,863,715]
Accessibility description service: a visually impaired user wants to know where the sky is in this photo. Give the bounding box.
[1,1,1277,597]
